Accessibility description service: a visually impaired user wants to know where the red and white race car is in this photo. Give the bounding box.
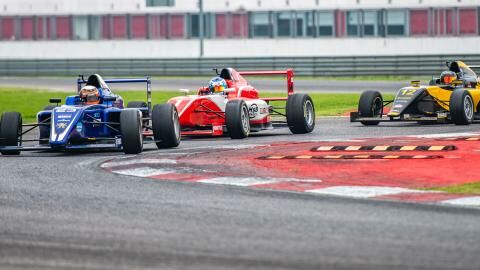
[168,68,315,139]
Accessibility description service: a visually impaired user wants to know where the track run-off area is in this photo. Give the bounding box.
[1,117,480,270]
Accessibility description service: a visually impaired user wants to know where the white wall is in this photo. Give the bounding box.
[1,37,479,59]
[1,0,480,15]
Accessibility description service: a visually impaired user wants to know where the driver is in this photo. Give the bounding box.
[440,71,457,85]
[208,77,228,94]
[79,85,101,104]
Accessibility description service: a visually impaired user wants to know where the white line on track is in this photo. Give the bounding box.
[441,196,480,207]
[198,177,322,187]
[101,158,177,168]
[113,167,177,177]
[306,186,426,198]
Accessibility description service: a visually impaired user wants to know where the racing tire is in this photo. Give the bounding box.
[126,101,147,108]
[120,109,143,154]
[0,112,22,155]
[39,105,56,145]
[358,90,383,126]
[152,103,181,149]
[286,93,315,134]
[226,99,250,139]
[450,89,474,125]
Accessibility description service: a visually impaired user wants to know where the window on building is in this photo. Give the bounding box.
[149,15,168,39]
[73,16,89,40]
[56,16,72,39]
[131,15,147,39]
[112,15,127,39]
[294,12,307,37]
[170,14,185,38]
[250,12,271,38]
[318,11,334,36]
[215,13,228,38]
[410,9,429,35]
[232,13,248,38]
[188,14,200,38]
[276,12,292,37]
[459,8,477,35]
[89,16,101,40]
[146,0,175,7]
[20,17,34,40]
[306,12,315,36]
[363,11,378,36]
[1,17,15,40]
[102,16,111,39]
[386,10,406,36]
[347,11,359,36]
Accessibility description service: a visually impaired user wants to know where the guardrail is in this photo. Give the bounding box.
[1,55,480,77]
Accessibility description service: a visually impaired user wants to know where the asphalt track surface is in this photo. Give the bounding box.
[0,76,406,93]
[1,118,480,270]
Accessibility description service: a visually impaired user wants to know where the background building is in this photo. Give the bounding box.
[0,0,480,59]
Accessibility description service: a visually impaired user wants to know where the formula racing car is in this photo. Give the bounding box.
[168,68,315,138]
[350,61,480,126]
[0,74,180,155]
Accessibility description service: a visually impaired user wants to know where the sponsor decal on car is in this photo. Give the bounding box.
[249,103,259,118]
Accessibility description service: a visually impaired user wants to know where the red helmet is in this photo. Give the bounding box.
[440,71,457,85]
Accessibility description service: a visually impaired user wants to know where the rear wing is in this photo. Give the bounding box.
[238,69,294,96]
[77,75,152,115]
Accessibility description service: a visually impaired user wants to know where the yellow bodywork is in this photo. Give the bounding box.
[388,61,480,116]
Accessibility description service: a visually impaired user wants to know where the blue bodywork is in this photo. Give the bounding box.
[34,74,151,150]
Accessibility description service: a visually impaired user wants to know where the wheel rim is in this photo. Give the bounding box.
[464,95,474,120]
[372,97,383,116]
[241,105,250,135]
[173,109,180,140]
[304,100,314,127]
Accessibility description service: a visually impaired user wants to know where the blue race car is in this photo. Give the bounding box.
[0,74,180,155]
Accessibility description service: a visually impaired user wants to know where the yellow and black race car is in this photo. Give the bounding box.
[350,61,480,126]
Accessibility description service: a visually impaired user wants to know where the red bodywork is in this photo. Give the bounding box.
[168,68,294,136]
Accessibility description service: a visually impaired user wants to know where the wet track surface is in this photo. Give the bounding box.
[0,76,405,93]
[1,118,480,270]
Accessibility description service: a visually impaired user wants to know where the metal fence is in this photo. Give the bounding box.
[1,55,480,77]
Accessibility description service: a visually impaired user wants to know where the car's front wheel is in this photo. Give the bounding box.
[0,112,22,155]
[152,103,181,149]
[286,93,315,134]
[120,109,143,154]
[450,89,474,125]
[226,100,250,139]
[358,90,383,126]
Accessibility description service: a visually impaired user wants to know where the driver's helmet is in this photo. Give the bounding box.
[208,77,228,93]
[440,71,457,85]
[79,85,100,104]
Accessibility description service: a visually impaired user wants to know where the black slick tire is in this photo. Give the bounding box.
[286,93,315,134]
[226,99,250,139]
[358,90,383,126]
[152,103,181,149]
[120,109,143,154]
[450,89,474,125]
[0,112,22,155]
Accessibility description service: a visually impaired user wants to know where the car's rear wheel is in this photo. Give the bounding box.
[358,90,383,126]
[286,93,315,134]
[152,103,181,149]
[39,105,55,145]
[0,112,22,155]
[120,109,143,154]
[450,89,474,125]
[226,100,250,139]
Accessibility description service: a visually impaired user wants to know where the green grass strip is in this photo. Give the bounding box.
[0,87,392,123]
[425,182,480,195]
